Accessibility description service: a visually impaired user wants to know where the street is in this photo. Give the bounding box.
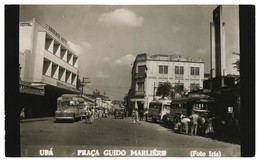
[20,116,240,157]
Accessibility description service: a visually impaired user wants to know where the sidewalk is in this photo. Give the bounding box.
[20,117,54,123]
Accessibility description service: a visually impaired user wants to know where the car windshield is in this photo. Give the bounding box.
[60,100,76,106]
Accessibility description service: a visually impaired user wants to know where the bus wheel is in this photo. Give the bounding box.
[152,118,157,123]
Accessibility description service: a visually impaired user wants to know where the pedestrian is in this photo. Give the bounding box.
[180,116,190,134]
[190,111,199,136]
[133,108,140,124]
[85,108,91,124]
[205,118,215,137]
[139,109,144,121]
[94,108,98,120]
[20,108,25,122]
[145,112,148,121]
[90,108,95,123]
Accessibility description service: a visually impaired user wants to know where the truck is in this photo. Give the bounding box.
[148,99,171,123]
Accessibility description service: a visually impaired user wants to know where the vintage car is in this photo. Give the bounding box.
[114,108,125,119]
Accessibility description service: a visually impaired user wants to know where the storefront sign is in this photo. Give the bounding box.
[56,81,79,93]
[19,84,45,96]
[45,24,70,47]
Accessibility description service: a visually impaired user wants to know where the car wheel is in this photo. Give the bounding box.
[152,118,157,123]
[71,117,75,123]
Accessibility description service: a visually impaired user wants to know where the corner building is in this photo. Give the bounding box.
[127,53,204,113]
[19,18,80,118]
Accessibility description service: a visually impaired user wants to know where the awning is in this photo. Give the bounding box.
[19,81,45,96]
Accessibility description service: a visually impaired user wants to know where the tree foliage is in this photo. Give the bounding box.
[232,52,240,83]
[156,82,172,98]
[232,52,240,73]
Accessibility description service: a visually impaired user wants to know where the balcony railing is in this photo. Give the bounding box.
[134,91,145,96]
[135,73,147,79]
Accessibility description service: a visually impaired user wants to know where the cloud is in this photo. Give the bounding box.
[96,71,110,78]
[69,41,92,56]
[98,8,144,27]
[103,57,111,62]
[113,54,136,67]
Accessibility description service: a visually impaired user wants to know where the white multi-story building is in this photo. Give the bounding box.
[19,18,80,118]
[128,53,204,111]
[19,18,79,92]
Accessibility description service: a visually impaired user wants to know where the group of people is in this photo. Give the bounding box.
[84,108,108,124]
[132,108,145,124]
[174,111,215,137]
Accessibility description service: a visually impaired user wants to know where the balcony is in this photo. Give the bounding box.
[134,91,146,97]
[135,73,147,79]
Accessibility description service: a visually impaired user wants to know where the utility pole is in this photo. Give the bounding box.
[81,77,91,97]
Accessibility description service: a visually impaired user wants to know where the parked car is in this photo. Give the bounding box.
[114,108,125,119]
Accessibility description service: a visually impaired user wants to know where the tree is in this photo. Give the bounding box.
[190,83,201,92]
[232,52,240,73]
[232,52,240,83]
[156,82,172,98]
[172,84,188,98]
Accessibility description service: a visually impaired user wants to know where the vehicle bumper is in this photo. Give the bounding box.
[55,117,74,120]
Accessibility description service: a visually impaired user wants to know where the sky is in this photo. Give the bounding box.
[19,5,240,100]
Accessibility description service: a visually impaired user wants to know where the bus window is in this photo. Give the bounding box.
[163,105,170,110]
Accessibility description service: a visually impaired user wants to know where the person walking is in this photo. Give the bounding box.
[132,108,140,124]
[20,108,25,122]
[90,108,95,123]
[190,111,199,136]
[85,108,91,124]
[139,109,144,121]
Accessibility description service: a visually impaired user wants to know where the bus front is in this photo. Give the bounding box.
[55,97,77,122]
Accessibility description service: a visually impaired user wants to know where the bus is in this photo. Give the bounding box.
[148,99,171,123]
[170,94,215,127]
[55,94,85,122]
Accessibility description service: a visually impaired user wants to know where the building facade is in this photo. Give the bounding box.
[19,18,80,118]
[127,53,204,114]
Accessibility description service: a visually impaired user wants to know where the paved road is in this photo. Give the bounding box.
[20,116,240,157]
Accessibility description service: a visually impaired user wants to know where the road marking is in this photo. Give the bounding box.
[134,129,138,146]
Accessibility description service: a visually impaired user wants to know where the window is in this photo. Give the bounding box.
[175,66,179,74]
[180,66,184,74]
[159,65,168,74]
[159,65,164,74]
[137,82,144,91]
[175,66,184,75]
[138,65,147,73]
[190,67,195,75]
[195,67,200,75]
[191,67,199,75]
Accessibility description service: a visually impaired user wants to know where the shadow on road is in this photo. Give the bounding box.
[145,120,240,145]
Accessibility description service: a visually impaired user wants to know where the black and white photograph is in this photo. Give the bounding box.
[4,1,256,158]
